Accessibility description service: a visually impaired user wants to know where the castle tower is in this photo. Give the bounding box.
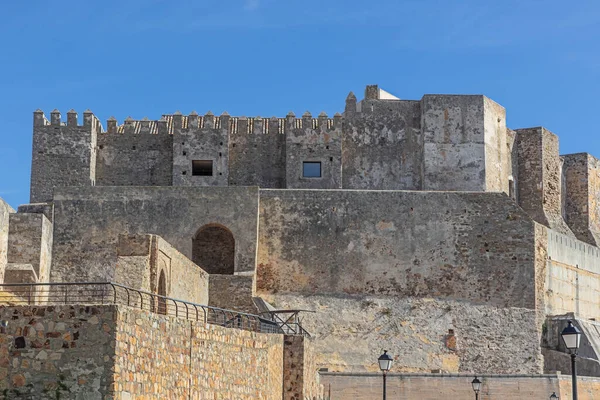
[30,110,101,203]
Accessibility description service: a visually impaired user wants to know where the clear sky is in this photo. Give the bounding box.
[0,0,599,209]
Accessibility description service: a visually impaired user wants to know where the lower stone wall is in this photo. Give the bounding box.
[321,373,600,399]
[114,306,284,399]
[0,304,289,399]
[265,294,543,374]
[0,305,117,399]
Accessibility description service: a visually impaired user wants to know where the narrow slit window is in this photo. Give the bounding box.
[303,162,321,178]
[192,160,213,176]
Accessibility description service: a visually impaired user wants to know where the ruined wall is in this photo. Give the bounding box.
[342,96,422,190]
[257,190,536,309]
[516,127,572,234]
[320,373,568,400]
[172,112,230,187]
[0,199,15,283]
[115,306,284,400]
[30,110,100,203]
[51,186,259,283]
[95,126,173,186]
[208,275,256,314]
[229,117,286,188]
[116,234,209,305]
[543,228,600,320]
[286,113,342,189]
[563,153,600,246]
[6,213,52,284]
[265,294,543,374]
[0,305,117,399]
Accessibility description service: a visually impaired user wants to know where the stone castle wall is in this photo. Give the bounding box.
[0,304,320,399]
[264,294,543,374]
[257,190,537,308]
[50,186,259,283]
[115,234,209,304]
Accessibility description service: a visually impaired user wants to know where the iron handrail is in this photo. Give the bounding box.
[0,282,295,335]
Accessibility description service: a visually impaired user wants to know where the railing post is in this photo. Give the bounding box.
[184,302,189,319]
[110,283,117,304]
[64,285,68,305]
[174,300,178,318]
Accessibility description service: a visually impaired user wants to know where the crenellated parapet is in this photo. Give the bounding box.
[30,109,101,203]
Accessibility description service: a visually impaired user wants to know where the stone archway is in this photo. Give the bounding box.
[192,224,235,274]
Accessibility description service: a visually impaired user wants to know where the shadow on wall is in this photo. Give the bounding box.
[192,224,235,275]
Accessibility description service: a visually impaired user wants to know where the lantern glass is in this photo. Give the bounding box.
[378,350,393,372]
[471,377,481,393]
[561,321,582,351]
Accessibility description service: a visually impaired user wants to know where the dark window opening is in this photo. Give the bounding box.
[157,270,167,315]
[183,151,186,156]
[192,224,235,274]
[303,162,321,178]
[192,160,213,176]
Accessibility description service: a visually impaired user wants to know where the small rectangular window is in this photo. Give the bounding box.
[303,162,321,178]
[192,160,213,176]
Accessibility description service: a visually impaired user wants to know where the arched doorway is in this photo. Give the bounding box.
[157,270,167,315]
[192,224,235,274]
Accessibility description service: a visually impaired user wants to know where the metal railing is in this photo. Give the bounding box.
[0,282,284,335]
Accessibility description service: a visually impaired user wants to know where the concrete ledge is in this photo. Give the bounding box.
[4,263,38,283]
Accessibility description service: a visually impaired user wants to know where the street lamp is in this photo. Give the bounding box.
[378,350,393,400]
[471,376,481,400]
[561,320,582,400]
[550,392,559,400]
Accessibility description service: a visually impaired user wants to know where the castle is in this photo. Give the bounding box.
[1,85,600,398]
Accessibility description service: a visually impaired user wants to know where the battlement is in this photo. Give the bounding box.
[97,112,342,136]
[33,109,104,132]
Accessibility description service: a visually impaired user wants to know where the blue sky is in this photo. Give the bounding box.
[0,0,599,209]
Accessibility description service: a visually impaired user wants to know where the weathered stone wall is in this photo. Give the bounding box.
[0,305,117,399]
[319,373,580,400]
[114,306,284,399]
[0,304,289,399]
[96,130,173,186]
[342,96,422,190]
[30,110,100,203]
[6,213,52,284]
[421,95,487,191]
[208,274,256,313]
[563,153,600,246]
[172,112,230,187]
[17,202,53,222]
[229,117,286,188]
[543,228,600,320]
[283,335,322,400]
[286,113,342,189]
[483,97,509,193]
[0,198,14,283]
[265,294,543,374]
[257,189,536,309]
[516,127,573,234]
[116,234,209,304]
[51,186,259,282]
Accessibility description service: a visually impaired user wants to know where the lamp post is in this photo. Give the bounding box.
[550,392,559,400]
[378,350,393,400]
[471,376,481,400]
[561,320,582,400]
